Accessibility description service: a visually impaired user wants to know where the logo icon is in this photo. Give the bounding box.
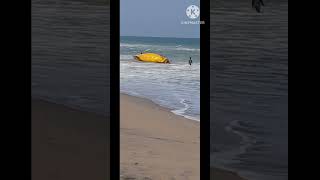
[186,5,200,19]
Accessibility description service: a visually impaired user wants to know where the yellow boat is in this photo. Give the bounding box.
[134,53,170,64]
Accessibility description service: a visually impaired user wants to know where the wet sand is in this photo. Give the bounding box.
[120,94,200,179]
[32,99,110,180]
[211,167,247,180]
[31,97,245,180]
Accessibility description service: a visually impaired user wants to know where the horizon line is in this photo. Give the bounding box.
[120,35,200,39]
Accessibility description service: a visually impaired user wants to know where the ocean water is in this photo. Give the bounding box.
[120,36,200,121]
[32,0,110,116]
[210,1,288,180]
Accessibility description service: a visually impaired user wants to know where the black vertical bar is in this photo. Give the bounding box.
[200,0,210,179]
[28,0,32,179]
[110,0,120,178]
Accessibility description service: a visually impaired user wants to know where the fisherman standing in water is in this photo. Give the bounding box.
[189,57,193,65]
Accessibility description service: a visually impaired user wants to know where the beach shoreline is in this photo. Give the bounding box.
[120,91,200,122]
[120,36,200,123]
[120,93,246,180]
[120,93,200,179]
[211,167,247,180]
[32,95,245,180]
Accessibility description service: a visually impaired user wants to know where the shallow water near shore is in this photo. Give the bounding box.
[120,36,200,121]
[32,0,110,116]
[210,1,288,180]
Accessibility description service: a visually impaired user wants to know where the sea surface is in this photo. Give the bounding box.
[32,0,110,116]
[210,0,288,180]
[120,36,200,121]
[32,0,288,179]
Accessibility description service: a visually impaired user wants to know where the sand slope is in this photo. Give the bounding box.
[211,168,246,180]
[32,100,110,180]
[120,94,200,179]
[31,97,245,180]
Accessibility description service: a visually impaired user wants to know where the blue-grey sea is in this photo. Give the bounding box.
[120,36,200,121]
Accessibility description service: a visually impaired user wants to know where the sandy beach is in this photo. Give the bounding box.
[120,94,200,179]
[211,168,247,180]
[32,99,110,180]
[120,94,246,180]
[31,96,245,180]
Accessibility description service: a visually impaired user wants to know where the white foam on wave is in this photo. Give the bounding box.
[120,54,133,60]
[210,119,262,180]
[120,43,150,48]
[120,60,200,121]
[176,47,200,52]
[171,99,200,121]
[120,38,200,121]
[121,43,200,52]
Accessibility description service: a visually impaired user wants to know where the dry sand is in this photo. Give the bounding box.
[120,94,200,179]
[32,99,110,180]
[120,94,246,180]
[32,96,245,180]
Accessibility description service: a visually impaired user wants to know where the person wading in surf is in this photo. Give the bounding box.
[189,57,193,66]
